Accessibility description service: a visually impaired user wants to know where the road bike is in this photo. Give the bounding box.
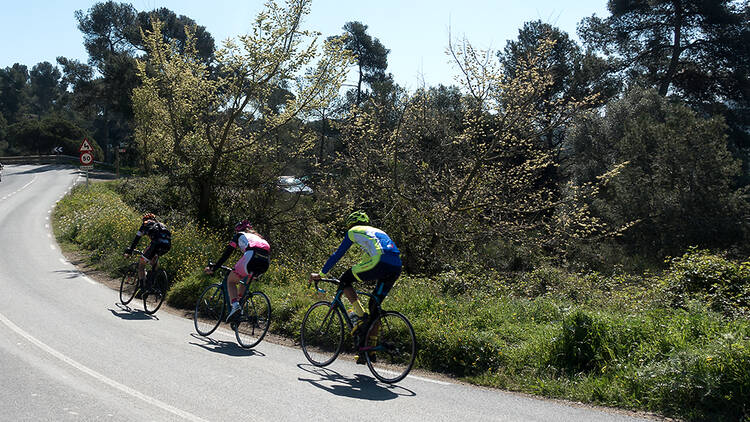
[193,264,271,349]
[300,278,416,384]
[119,249,169,314]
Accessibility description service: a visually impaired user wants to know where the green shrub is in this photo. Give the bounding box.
[634,338,750,421]
[550,310,612,373]
[115,176,186,221]
[664,248,750,316]
[166,271,215,310]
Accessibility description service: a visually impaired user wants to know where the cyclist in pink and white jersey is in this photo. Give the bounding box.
[204,220,270,321]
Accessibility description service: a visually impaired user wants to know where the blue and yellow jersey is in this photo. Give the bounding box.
[321,225,400,277]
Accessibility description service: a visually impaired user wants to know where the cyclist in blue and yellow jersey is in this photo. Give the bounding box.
[309,211,402,362]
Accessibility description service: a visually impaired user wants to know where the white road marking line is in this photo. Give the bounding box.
[402,373,451,386]
[47,234,52,238]
[50,244,55,250]
[45,217,49,220]
[82,276,96,285]
[19,176,37,191]
[45,224,49,229]
[356,366,451,385]
[0,312,209,422]
[59,258,67,265]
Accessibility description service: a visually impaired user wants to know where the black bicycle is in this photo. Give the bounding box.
[300,278,416,384]
[193,263,271,349]
[119,249,169,314]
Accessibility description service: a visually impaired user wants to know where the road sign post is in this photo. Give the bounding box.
[79,138,94,188]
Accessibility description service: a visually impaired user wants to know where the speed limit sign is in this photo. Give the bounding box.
[80,152,93,165]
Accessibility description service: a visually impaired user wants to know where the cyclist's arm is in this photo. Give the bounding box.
[127,231,144,253]
[212,234,239,271]
[320,235,353,277]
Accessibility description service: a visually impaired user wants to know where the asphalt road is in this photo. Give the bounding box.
[0,164,656,422]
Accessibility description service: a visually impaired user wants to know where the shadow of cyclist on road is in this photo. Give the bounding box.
[108,303,158,320]
[188,333,266,358]
[53,269,91,280]
[296,363,415,401]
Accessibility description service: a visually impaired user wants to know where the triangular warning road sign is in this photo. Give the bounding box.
[79,138,93,152]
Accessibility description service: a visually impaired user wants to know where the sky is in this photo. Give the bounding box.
[0,0,609,90]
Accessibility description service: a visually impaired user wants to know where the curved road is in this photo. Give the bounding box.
[0,164,654,421]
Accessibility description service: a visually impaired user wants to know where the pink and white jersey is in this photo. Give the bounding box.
[230,231,270,252]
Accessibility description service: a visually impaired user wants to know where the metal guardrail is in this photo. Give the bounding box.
[0,155,111,167]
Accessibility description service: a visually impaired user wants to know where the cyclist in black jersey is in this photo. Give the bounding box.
[124,213,172,286]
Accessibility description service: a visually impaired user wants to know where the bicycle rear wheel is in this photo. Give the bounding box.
[300,301,344,366]
[194,284,225,336]
[119,264,139,305]
[143,270,169,314]
[234,291,271,348]
[365,311,416,384]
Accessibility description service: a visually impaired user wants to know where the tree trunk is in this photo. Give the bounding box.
[659,2,683,96]
[356,62,363,106]
[197,178,212,223]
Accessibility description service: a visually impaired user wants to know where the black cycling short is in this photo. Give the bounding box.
[339,262,401,317]
[235,248,270,278]
[142,239,171,261]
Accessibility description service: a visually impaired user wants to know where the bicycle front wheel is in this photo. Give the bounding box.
[143,270,169,314]
[194,284,225,336]
[365,311,416,384]
[300,301,344,366]
[234,291,271,349]
[119,264,139,305]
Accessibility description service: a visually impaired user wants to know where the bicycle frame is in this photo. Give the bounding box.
[128,249,160,280]
[313,278,382,338]
[215,266,257,315]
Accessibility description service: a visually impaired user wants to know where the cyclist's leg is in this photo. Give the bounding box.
[239,249,270,298]
[152,240,170,271]
[138,244,156,282]
[136,256,147,282]
[364,264,401,346]
[226,270,242,303]
[339,268,365,317]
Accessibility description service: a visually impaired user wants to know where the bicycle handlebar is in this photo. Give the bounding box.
[310,277,340,294]
[207,262,233,272]
[309,277,378,304]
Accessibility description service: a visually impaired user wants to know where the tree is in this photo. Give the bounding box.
[579,0,746,96]
[29,62,64,117]
[324,38,606,273]
[567,87,747,255]
[75,1,137,67]
[132,0,353,223]
[6,116,101,157]
[56,56,97,119]
[131,8,215,63]
[0,113,8,154]
[339,21,391,107]
[75,1,140,156]
[0,64,29,124]
[579,0,750,186]
[499,21,619,154]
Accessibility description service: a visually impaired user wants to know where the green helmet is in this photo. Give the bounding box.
[346,210,370,226]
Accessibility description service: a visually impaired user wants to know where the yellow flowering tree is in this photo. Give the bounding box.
[132,0,352,223]
[327,38,615,272]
